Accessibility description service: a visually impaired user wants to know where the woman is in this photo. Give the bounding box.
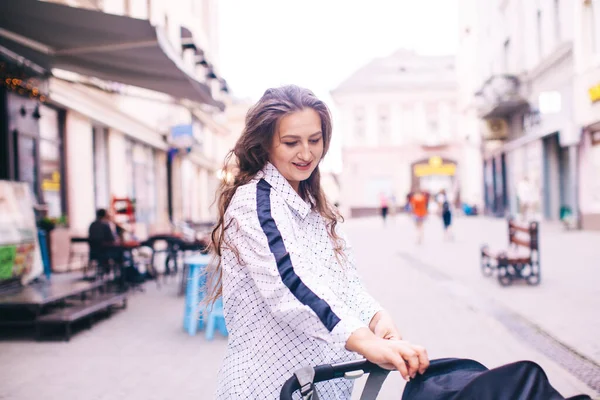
[206,85,429,398]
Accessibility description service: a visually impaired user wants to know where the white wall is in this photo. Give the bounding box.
[65,112,95,235]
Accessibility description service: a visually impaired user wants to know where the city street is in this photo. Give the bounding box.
[0,215,598,399]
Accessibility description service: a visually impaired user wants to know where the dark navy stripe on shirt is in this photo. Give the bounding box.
[256,179,341,332]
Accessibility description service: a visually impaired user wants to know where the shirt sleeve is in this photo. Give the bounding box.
[224,192,367,349]
[338,227,383,326]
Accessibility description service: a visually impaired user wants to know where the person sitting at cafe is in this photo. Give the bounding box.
[88,209,122,272]
[89,209,117,244]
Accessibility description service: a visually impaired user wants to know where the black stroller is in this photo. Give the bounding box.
[280,358,593,400]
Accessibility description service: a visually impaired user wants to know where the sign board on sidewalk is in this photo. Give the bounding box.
[0,181,43,284]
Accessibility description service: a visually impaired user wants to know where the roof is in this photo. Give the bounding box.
[331,49,457,94]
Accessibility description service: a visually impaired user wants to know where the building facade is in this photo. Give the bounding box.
[0,0,234,269]
[574,0,600,230]
[331,50,482,217]
[459,0,600,228]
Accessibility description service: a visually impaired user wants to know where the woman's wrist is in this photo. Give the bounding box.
[368,310,385,332]
[345,327,377,354]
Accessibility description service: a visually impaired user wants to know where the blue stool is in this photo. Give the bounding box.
[183,254,210,336]
[37,230,51,280]
[182,254,228,339]
[205,297,228,341]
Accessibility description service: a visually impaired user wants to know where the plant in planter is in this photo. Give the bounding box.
[37,215,69,273]
[38,217,56,232]
[38,215,68,232]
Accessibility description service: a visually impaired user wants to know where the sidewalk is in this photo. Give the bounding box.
[390,214,600,367]
[0,215,597,399]
[344,215,600,399]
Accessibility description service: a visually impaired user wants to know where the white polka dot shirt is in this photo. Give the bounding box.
[215,162,383,399]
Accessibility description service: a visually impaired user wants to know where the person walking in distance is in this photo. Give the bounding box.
[389,194,397,222]
[437,189,453,241]
[409,188,429,244]
[379,192,389,225]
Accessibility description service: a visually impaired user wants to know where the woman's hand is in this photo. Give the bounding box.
[369,310,402,341]
[346,328,429,381]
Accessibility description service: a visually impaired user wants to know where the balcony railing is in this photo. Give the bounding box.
[474,75,529,119]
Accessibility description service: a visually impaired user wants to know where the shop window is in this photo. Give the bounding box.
[125,139,157,224]
[93,126,110,209]
[38,105,64,218]
[16,134,38,204]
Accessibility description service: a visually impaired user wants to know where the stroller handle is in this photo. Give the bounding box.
[280,359,381,400]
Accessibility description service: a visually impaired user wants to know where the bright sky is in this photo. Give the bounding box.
[218,0,459,172]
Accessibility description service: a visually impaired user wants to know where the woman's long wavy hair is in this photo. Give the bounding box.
[204,85,345,306]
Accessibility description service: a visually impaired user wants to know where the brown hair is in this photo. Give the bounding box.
[204,85,344,305]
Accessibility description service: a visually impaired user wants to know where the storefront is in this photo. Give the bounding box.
[579,127,600,230]
[482,153,508,217]
[410,156,457,198]
[0,57,66,219]
[1,0,226,237]
[574,70,600,230]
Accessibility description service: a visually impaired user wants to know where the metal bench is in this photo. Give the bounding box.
[480,217,540,286]
[36,292,127,341]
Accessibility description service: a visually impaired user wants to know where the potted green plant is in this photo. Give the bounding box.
[38,217,57,232]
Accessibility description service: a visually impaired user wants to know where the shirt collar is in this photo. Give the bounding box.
[255,162,311,219]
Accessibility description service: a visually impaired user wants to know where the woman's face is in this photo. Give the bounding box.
[269,108,324,193]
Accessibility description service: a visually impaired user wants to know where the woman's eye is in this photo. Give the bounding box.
[309,138,321,144]
[284,142,298,147]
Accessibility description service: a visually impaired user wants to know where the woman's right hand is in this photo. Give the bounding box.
[346,328,429,381]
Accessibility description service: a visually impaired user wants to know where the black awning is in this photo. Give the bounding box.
[0,0,224,110]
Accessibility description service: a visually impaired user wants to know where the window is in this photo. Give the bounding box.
[125,139,156,224]
[378,105,390,144]
[503,38,511,72]
[38,106,64,218]
[553,0,560,43]
[16,134,38,204]
[425,103,439,141]
[537,9,543,59]
[93,126,109,209]
[591,0,600,54]
[354,107,365,141]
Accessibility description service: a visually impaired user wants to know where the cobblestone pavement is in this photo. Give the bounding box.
[0,215,597,399]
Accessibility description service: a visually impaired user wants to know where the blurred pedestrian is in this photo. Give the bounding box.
[205,85,429,398]
[517,176,533,221]
[380,192,389,225]
[409,188,429,244]
[389,194,397,220]
[437,189,453,241]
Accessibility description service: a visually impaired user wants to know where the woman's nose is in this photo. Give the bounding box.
[298,144,311,160]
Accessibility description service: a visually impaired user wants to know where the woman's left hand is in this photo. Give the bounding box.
[370,310,402,341]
